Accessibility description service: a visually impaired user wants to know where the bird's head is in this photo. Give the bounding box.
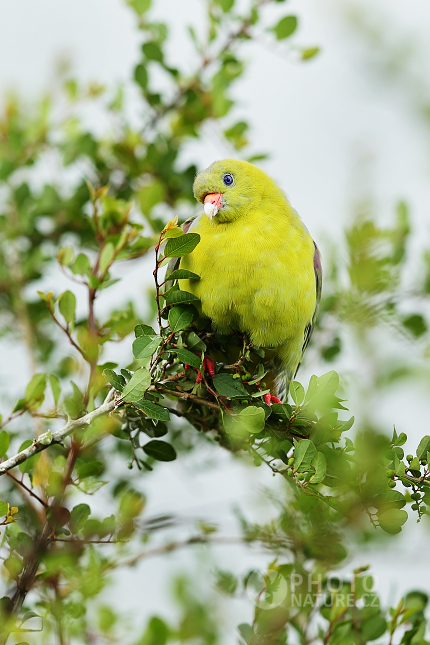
[193,158,284,224]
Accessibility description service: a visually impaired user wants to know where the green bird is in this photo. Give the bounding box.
[178,158,321,401]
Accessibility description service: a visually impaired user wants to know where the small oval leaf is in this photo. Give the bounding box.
[143,440,177,462]
[163,233,200,259]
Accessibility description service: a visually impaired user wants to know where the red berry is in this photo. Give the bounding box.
[185,364,190,370]
[271,396,282,404]
[204,356,215,377]
[264,393,271,406]
[196,370,203,384]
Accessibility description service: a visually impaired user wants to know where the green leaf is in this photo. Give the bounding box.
[173,348,202,369]
[18,439,39,474]
[289,381,305,406]
[238,624,254,644]
[212,373,248,398]
[402,313,427,338]
[25,374,47,405]
[132,335,162,359]
[165,269,201,281]
[271,403,292,420]
[308,370,342,411]
[12,398,26,413]
[134,63,148,89]
[49,375,61,406]
[135,324,156,337]
[58,290,76,324]
[293,439,317,472]
[186,331,206,353]
[142,41,163,62]
[301,46,320,61]
[70,253,91,276]
[396,461,406,477]
[160,283,179,300]
[57,246,74,266]
[361,615,387,641]
[163,233,200,259]
[417,435,430,459]
[166,290,200,306]
[64,381,85,419]
[378,508,408,535]
[0,431,10,458]
[99,242,115,275]
[127,0,151,15]
[134,400,170,421]
[138,617,169,643]
[226,406,265,435]
[273,15,298,39]
[310,452,326,483]
[77,460,104,479]
[317,370,339,396]
[70,503,91,533]
[337,416,354,433]
[103,369,126,392]
[143,440,177,462]
[164,227,184,238]
[394,432,407,446]
[409,457,420,471]
[168,305,196,332]
[0,501,8,516]
[121,368,151,403]
[304,374,318,403]
[373,490,406,512]
[215,0,234,11]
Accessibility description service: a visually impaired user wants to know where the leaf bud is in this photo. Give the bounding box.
[288,457,295,466]
[386,470,394,478]
[388,480,396,488]
[411,492,421,501]
[411,503,419,511]
[406,454,413,462]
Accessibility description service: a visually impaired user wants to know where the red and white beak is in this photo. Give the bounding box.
[204,193,222,220]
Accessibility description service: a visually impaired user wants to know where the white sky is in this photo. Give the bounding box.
[2,0,430,641]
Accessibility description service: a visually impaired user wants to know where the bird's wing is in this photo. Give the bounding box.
[294,241,322,377]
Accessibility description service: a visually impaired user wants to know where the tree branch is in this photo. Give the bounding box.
[111,535,246,570]
[0,442,81,645]
[0,398,116,477]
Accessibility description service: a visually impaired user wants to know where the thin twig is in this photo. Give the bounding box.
[6,472,48,508]
[49,311,86,359]
[111,535,246,570]
[0,409,26,430]
[153,387,220,412]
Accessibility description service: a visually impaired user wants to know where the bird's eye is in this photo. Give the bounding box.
[222,173,234,186]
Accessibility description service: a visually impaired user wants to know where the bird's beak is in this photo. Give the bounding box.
[204,193,222,220]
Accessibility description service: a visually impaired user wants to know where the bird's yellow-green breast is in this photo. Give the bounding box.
[179,158,317,379]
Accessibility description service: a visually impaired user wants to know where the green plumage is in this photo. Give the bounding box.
[179,159,321,398]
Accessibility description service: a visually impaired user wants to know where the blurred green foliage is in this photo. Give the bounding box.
[1,1,430,644]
